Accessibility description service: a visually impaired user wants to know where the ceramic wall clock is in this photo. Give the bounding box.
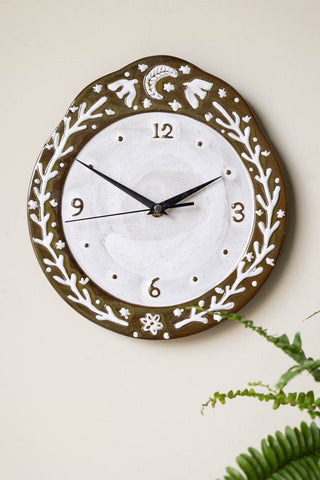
[27,55,286,340]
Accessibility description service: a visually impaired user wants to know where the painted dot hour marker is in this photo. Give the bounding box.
[112,274,117,279]
[89,164,94,168]
[197,141,203,147]
[192,276,198,282]
[118,136,123,142]
[225,169,231,175]
[84,243,89,248]
[223,249,228,255]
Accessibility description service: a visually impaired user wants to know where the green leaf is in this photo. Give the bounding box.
[217,423,320,480]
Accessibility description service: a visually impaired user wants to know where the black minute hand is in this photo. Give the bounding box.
[158,175,222,210]
[76,159,158,210]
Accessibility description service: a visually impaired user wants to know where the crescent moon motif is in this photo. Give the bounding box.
[144,65,178,100]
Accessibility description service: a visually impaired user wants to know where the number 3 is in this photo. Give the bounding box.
[231,202,245,222]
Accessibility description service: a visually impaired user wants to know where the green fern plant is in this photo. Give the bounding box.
[201,312,320,479]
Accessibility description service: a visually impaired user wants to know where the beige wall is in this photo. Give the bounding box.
[1,0,320,478]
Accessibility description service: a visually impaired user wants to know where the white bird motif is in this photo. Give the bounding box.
[107,78,138,108]
[183,79,213,109]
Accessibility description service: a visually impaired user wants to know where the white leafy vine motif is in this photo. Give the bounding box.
[29,96,129,327]
[174,101,281,330]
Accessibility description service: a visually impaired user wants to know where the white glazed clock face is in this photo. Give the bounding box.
[28,55,287,339]
[61,112,255,307]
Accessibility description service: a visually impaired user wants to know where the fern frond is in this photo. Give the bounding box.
[221,314,320,383]
[202,384,320,418]
[218,422,320,480]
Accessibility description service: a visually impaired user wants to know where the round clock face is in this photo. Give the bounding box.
[61,112,255,307]
[27,56,286,339]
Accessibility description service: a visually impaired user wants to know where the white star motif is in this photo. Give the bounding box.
[218,88,227,98]
[246,252,254,262]
[179,65,191,74]
[163,82,175,92]
[143,98,152,108]
[138,64,148,72]
[119,307,130,320]
[277,209,286,219]
[93,84,103,93]
[28,200,38,210]
[168,99,182,111]
[55,240,65,250]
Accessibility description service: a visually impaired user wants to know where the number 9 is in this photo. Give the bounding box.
[71,198,84,216]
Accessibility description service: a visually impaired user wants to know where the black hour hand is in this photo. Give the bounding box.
[159,176,222,210]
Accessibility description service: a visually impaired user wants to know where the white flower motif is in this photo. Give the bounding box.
[218,88,227,98]
[205,112,213,121]
[93,84,103,93]
[140,313,163,336]
[246,252,254,262]
[138,64,148,72]
[163,82,175,92]
[143,98,152,108]
[55,240,65,250]
[256,209,263,216]
[69,106,78,113]
[179,65,191,74]
[266,257,275,266]
[173,308,184,317]
[119,307,130,320]
[242,115,251,123]
[50,199,58,207]
[28,200,38,210]
[105,109,115,115]
[169,99,182,111]
[277,209,286,219]
[79,277,89,285]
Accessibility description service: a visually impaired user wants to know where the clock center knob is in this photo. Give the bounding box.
[153,204,163,217]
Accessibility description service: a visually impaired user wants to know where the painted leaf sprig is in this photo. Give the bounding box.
[218,421,320,480]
